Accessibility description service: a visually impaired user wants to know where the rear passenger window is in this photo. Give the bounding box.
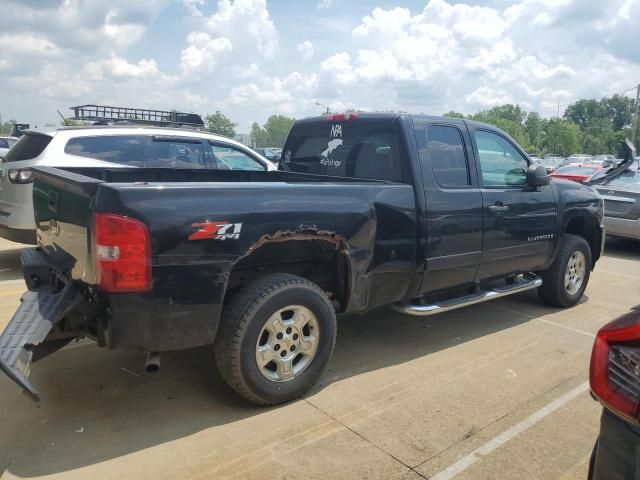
[281,120,403,182]
[65,135,147,166]
[147,137,206,168]
[427,125,469,187]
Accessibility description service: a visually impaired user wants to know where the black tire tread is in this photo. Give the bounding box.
[214,273,335,405]
[538,234,591,308]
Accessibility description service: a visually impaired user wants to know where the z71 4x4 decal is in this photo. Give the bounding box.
[189,221,242,241]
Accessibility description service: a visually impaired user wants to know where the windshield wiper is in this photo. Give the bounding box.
[586,139,636,186]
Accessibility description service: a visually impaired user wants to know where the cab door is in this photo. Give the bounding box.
[469,127,557,280]
[418,122,483,294]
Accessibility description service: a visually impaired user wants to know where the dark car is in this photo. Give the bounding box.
[588,306,640,480]
[253,147,281,164]
[0,113,607,405]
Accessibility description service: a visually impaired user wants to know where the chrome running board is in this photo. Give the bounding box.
[391,273,542,317]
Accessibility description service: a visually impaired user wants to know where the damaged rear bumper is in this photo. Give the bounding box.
[0,282,81,401]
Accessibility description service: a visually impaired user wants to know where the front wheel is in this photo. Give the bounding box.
[538,234,592,308]
[214,274,337,405]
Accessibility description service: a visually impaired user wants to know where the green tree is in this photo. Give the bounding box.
[601,94,635,130]
[524,112,545,154]
[1,119,17,134]
[542,119,581,156]
[442,111,465,118]
[251,115,296,147]
[563,99,606,130]
[250,122,267,147]
[262,115,295,147]
[204,111,238,138]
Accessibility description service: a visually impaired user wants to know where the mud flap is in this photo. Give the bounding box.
[0,282,81,401]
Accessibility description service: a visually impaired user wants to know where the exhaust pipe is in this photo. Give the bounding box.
[145,352,161,373]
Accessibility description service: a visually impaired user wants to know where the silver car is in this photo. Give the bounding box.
[0,126,276,243]
[595,164,640,240]
[0,136,18,158]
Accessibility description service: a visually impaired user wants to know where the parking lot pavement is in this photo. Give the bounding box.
[0,237,638,480]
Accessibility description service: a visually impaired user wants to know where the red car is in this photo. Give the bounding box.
[549,164,604,183]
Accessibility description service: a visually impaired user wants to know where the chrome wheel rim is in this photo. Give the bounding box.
[565,251,586,296]
[255,305,319,382]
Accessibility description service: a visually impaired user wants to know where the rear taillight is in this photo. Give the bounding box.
[94,213,151,293]
[590,310,640,424]
[8,168,33,184]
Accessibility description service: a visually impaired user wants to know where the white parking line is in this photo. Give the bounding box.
[536,318,595,338]
[0,279,24,286]
[430,381,589,480]
[487,303,596,338]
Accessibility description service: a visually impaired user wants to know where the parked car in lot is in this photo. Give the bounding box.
[0,112,609,405]
[538,156,564,173]
[253,147,281,164]
[588,306,640,480]
[567,153,593,164]
[550,164,604,183]
[593,163,640,240]
[590,154,616,167]
[0,126,276,243]
[0,135,18,157]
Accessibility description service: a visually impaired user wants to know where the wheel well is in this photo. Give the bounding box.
[226,239,349,312]
[564,216,600,265]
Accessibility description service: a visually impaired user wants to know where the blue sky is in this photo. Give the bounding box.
[0,0,638,132]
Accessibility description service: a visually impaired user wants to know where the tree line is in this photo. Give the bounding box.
[444,94,638,157]
[204,111,295,148]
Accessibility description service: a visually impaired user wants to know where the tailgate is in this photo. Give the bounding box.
[32,167,104,284]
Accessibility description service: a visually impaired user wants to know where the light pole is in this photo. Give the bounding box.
[632,83,640,147]
[314,102,330,115]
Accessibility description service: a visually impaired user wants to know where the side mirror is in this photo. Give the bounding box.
[527,163,550,187]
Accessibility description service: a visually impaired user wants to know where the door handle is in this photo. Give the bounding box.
[488,204,509,214]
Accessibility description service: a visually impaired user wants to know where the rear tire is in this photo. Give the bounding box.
[214,273,337,405]
[538,234,591,308]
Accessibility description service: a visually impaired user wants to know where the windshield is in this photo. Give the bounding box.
[3,133,53,162]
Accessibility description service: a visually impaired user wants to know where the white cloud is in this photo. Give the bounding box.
[317,0,333,9]
[297,41,314,61]
[180,32,232,75]
[1,0,640,133]
[86,55,160,81]
[200,0,278,59]
[0,34,62,58]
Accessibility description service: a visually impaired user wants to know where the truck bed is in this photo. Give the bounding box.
[31,166,419,344]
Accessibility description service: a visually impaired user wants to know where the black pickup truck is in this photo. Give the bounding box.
[0,113,612,405]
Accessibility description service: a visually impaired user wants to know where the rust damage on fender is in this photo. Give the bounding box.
[244,224,349,256]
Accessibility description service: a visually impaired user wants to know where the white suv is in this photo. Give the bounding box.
[0,126,275,244]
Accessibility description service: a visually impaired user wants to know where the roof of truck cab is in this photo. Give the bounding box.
[296,112,508,136]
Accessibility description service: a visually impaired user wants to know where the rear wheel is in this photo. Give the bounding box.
[214,274,337,405]
[538,234,591,307]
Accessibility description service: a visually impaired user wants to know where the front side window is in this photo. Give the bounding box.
[65,135,147,166]
[210,143,266,171]
[474,130,528,187]
[427,125,469,187]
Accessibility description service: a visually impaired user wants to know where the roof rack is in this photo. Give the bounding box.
[69,104,204,128]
